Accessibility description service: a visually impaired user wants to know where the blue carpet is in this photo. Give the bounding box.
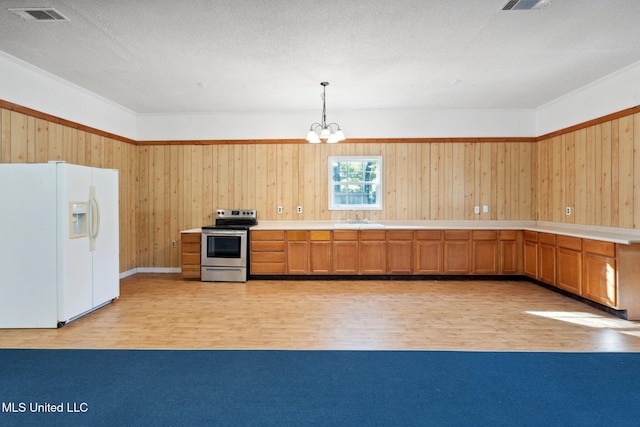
[1,350,639,426]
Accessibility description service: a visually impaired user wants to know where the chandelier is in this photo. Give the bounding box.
[306,82,345,143]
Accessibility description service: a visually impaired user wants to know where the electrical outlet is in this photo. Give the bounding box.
[171,241,176,247]
[277,206,283,214]
[297,206,303,214]
[474,206,480,214]
[566,207,572,216]
[483,205,489,213]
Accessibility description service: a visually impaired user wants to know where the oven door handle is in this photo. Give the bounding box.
[202,229,247,237]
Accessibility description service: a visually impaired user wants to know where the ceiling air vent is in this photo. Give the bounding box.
[9,8,69,21]
[502,0,550,10]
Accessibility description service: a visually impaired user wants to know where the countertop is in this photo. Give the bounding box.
[183,220,640,244]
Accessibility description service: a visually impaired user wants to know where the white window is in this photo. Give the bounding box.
[328,156,382,210]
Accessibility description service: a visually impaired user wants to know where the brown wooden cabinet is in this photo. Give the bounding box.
[309,231,332,274]
[538,232,556,285]
[360,230,387,274]
[332,230,358,274]
[415,230,443,274]
[250,230,286,274]
[388,230,414,274]
[472,230,498,274]
[499,230,520,274]
[180,232,201,279]
[582,239,616,307]
[523,231,538,278]
[556,235,582,294]
[286,231,308,274]
[444,230,470,274]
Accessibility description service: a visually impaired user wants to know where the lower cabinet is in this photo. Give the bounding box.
[556,235,582,294]
[538,233,556,285]
[472,230,498,274]
[360,230,387,274]
[286,231,308,274]
[499,230,520,274]
[180,232,201,279]
[582,239,616,307]
[415,230,443,274]
[332,230,358,274]
[250,230,286,274]
[388,230,414,274]
[523,231,538,278]
[444,230,471,274]
[309,231,332,274]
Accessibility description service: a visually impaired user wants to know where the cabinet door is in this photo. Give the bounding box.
[500,240,517,274]
[286,231,308,274]
[416,241,443,273]
[360,241,387,274]
[537,233,556,284]
[472,230,498,274]
[444,231,470,274]
[523,241,538,278]
[415,231,442,274]
[499,230,520,275]
[388,230,414,274]
[538,244,556,284]
[333,231,358,274]
[583,240,617,307]
[388,240,413,274]
[309,242,331,274]
[333,241,358,274]
[557,248,582,294]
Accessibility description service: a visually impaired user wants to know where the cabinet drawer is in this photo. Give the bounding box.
[387,230,414,240]
[444,230,470,240]
[415,230,442,240]
[472,230,497,240]
[182,242,200,253]
[523,230,538,242]
[500,230,518,241]
[286,231,307,241]
[361,230,386,240]
[182,253,200,265]
[333,230,358,240]
[251,241,285,252]
[252,230,284,240]
[538,232,556,245]
[310,230,331,241]
[583,239,615,257]
[181,232,201,244]
[251,252,285,263]
[557,235,581,251]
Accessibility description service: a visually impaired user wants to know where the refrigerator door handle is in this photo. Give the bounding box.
[89,186,100,251]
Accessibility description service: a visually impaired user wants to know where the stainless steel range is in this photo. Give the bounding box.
[201,209,257,282]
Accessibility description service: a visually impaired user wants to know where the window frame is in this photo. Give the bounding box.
[328,156,383,211]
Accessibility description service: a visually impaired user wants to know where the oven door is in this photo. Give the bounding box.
[201,229,247,268]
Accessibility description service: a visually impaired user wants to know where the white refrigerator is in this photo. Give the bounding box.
[0,161,119,328]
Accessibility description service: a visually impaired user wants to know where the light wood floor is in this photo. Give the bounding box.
[2,274,640,351]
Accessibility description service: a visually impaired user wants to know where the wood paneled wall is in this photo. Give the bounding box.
[537,113,640,228]
[0,108,138,273]
[4,100,639,271]
[137,141,536,268]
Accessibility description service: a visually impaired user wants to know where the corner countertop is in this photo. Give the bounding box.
[182,220,640,244]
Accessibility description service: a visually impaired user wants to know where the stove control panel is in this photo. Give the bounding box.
[215,209,257,219]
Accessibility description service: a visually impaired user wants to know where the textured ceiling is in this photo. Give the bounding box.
[1,0,640,114]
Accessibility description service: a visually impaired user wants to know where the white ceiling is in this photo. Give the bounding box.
[1,0,640,115]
